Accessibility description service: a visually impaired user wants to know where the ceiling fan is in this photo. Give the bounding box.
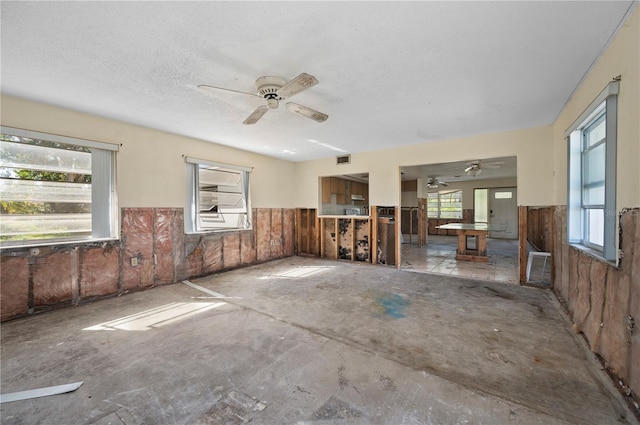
[464,159,504,176]
[427,177,449,188]
[198,73,328,125]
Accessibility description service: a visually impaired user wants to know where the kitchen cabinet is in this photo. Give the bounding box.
[322,177,332,203]
[350,182,369,204]
[330,177,342,194]
[331,177,350,204]
[321,176,368,209]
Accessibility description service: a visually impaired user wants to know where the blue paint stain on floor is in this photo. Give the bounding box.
[378,293,409,318]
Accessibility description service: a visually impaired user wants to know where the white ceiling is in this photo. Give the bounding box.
[1,2,636,162]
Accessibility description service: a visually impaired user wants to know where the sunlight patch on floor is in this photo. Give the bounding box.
[258,266,334,280]
[82,302,225,331]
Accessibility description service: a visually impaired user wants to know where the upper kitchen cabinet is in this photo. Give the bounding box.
[320,174,369,216]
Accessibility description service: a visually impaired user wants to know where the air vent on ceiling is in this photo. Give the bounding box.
[336,154,351,165]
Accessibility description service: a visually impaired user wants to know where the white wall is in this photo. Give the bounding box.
[0,95,296,209]
[294,125,553,209]
[401,191,418,208]
[552,6,640,208]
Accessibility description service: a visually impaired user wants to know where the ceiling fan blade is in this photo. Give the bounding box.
[440,181,449,186]
[243,106,269,125]
[198,84,262,99]
[277,73,319,98]
[286,102,328,122]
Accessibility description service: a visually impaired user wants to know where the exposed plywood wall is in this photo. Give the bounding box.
[552,206,640,404]
[295,208,319,256]
[321,219,338,258]
[311,215,370,263]
[337,219,354,260]
[0,207,295,321]
[527,207,554,253]
[353,219,370,261]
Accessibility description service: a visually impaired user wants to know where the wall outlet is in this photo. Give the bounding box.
[130,257,138,266]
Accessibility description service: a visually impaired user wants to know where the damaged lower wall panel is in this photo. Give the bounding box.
[0,207,295,321]
[552,206,640,406]
[283,209,295,257]
[295,208,319,256]
[121,208,155,291]
[33,251,74,306]
[256,208,272,263]
[0,256,29,321]
[80,246,120,299]
[154,208,184,285]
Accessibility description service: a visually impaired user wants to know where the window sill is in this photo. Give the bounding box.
[0,237,119,253]
[568,242,618,268]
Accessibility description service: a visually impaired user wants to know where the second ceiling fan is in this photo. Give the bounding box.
[464,159,504,176]
[198,73,328,125]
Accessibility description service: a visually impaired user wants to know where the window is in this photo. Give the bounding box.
[0,126,118,247]
[494,191,513,199]
[566,81,617,261]
[185,157,251,232]
[427,190,462,219]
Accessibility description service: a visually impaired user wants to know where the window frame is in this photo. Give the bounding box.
[185,157,252,234]
[0,126,119,248]
[566,81,618,262]
[426,189,463,219]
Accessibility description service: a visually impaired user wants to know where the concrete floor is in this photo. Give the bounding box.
[1,257,636,425]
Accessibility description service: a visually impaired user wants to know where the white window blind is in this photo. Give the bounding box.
[185,157,252,233]
[0,126,118,247]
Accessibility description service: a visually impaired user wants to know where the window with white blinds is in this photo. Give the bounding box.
[185,157,251,232]
[0,127,118,247]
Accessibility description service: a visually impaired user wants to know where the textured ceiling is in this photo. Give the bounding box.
[1,1,636,162]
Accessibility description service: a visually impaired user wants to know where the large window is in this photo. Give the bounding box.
[185,157,251,232]
[0,127,118,247]
[427,190,462,219]
[567,81,617,261]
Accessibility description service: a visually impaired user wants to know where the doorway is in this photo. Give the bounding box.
[399,156,519,283]
[489,187,518,239]
[474,187,518,239]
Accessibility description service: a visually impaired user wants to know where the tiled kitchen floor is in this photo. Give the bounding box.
[401,234,519,284]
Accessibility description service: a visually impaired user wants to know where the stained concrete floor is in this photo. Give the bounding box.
[1,257,636,425]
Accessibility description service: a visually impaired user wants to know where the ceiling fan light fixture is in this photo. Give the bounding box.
[200,72,326,124]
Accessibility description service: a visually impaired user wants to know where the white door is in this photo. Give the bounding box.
[489,188,518,239]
